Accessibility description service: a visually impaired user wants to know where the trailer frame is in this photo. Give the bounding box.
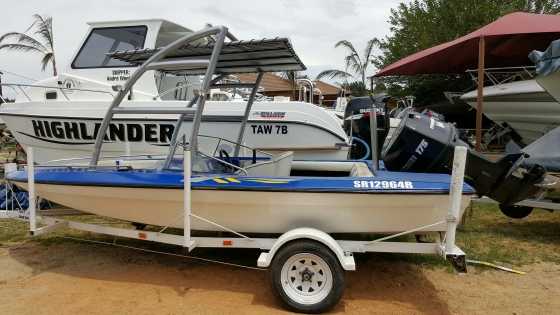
[17,145,469,273]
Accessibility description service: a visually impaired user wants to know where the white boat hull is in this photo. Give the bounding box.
[18,183,470,233]
[537,71,560,103]
[0,100,349,162]
[461,79,560,144]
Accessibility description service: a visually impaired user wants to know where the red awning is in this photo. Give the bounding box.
[375,12,560,76]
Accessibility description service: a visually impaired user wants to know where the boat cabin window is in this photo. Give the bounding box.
[72,26,147,69]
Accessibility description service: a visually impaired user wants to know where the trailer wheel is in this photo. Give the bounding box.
[499,204,533,219]
[270,240,344,313]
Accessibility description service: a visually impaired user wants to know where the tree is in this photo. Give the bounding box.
[316,39,378,95]
[373,0,560,105]
[0,14,57,76]
[340,81,368,97]
[280,71,299,100]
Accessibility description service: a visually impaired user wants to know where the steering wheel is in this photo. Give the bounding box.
[218,149,234,173]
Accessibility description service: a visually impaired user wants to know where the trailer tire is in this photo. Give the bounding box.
[499,204,533,219]
[270,240,344,313]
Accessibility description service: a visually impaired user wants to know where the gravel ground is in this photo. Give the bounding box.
[1,239,559,315]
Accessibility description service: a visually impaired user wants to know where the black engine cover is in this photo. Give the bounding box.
[382,112,546,205]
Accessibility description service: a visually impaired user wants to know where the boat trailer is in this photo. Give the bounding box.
[4,144,469,313]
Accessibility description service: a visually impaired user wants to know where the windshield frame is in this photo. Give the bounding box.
[71,25,148,69]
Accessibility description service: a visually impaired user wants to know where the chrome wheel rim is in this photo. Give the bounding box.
[280,252,333,305]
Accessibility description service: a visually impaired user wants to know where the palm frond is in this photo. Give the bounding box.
[344,55,362,75]
[1,14,57,75]
[362,38,379,67]
[0,43,44,53]
[316,69,354,81]
[0,32,48,52]
[40,52,53,71]
[31,14,54,50]
[335,40,362,66]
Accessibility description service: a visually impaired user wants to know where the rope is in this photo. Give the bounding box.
[350,136,371,161]
[0,69,37,82]
[466,259,526,275]
[60,236,267,271]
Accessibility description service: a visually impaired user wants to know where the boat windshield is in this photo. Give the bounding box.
[72,26,148,69]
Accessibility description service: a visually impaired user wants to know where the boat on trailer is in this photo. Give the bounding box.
[6,25,474,313]
[0,19,349,163]
[9,164,472,233]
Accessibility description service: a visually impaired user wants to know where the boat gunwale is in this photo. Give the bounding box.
[6,168,476,194]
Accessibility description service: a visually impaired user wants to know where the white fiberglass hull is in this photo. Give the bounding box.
[536,71,560,104]
[18,183,470,233]
[0,100,349,163]
[461,80,560,144]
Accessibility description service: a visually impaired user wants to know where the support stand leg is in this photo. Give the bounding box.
[27,147,37,235]
[445,146,468,273]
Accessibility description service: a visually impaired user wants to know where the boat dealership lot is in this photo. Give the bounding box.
[1,204,559,315]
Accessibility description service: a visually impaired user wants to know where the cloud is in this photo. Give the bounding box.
[0,0,403,85]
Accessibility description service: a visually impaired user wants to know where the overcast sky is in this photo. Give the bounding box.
[0,0,405,84]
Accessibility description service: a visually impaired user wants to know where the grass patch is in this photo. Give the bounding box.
[457,202,560,265]
[0,218,29,245]
[0,215,136,247]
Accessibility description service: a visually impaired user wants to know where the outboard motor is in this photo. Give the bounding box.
[382,111,546,205]
[344,95,390,160]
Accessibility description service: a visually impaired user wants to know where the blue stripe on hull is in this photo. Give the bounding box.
[6,168,475,194]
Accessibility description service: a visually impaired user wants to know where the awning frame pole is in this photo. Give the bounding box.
[189,28,228,154]
[369,103,378,172]
[475,36,485,152]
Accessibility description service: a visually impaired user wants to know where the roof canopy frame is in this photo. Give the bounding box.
[110,37,306,75]
[374,12,560,151]
[90,25,304,168]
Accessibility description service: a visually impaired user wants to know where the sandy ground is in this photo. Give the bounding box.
[1,240,559,315]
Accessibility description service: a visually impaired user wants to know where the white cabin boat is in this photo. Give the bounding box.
[0,19,349,162]
[461,78,560,145]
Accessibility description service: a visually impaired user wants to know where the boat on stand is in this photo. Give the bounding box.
[5,24,477,312]
[460,67,560,145]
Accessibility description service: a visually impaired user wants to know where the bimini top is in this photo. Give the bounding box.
[109,37,306,75]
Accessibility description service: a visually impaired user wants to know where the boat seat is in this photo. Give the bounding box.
[244,151,293,177]
[350,162,374,177]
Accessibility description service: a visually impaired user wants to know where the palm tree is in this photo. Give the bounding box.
[316,39,378,92]
[280,71,300,101]
[0,14,57,76]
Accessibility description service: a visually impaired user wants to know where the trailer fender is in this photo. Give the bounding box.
[257,227,356,271]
